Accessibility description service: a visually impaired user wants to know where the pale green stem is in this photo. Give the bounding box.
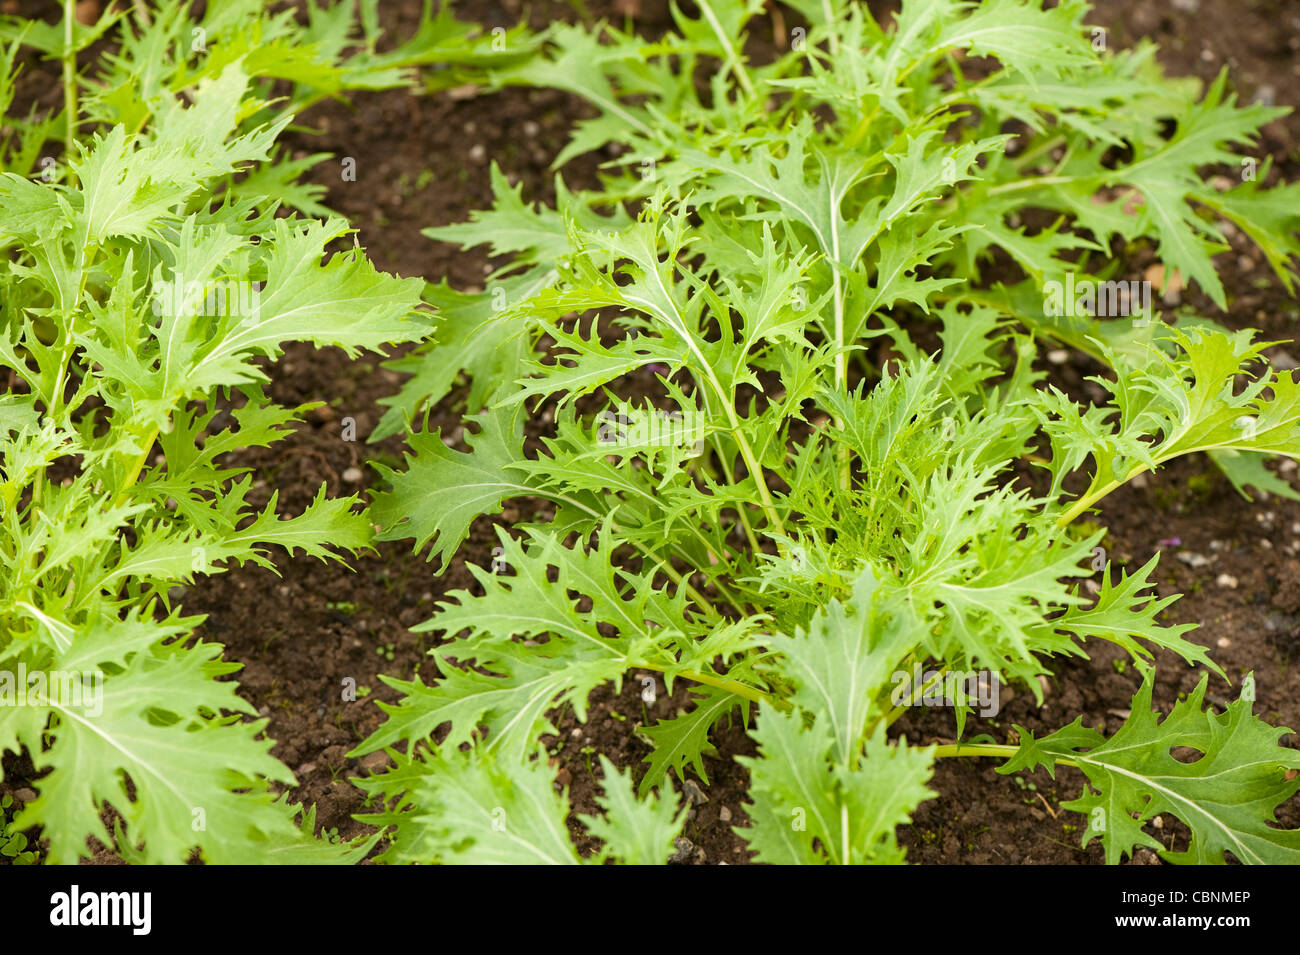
[984,175,1075,196]
[822,0,839,54]
[62,0,76,169]
[1055,462,1150,528]
[830,267,850,491]
[932,742,1078,769]
[720,402,786,538]
[698,0,755,97]
[635,662,774,707]
[114,428,159,507]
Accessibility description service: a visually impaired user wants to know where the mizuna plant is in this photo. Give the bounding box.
[356,0,1300,864]
[0,2,428,862]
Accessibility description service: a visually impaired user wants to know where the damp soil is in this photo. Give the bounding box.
[3,0,1300,865]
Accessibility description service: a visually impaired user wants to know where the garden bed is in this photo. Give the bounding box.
[2,0,1299,864]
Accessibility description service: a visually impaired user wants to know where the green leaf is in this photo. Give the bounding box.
[6,640,296,864]
[1208,449,1300,502]
[638,685,748,797]
[767,569,915,764]
[582,756,687,864]
[355,525,705,764]
[371,403,528,567]
[1050,555,1218,674]
[1002,672,1300,864]
[738,705,934,864]
[379,748,580,865]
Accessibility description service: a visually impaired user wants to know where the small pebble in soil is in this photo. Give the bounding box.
[670,836,706,865]
[681,779,709,805]
[1176,551,1211,569]
[1145,264,1182,305]
[1216,637,1231,649]
[1046,349,1069,365]
[360,751,390,775]
[1152,815,1164,829]
[1215,573,1238,589]
[74,1,101,24]
[342,466,363,483]
[669,839,691,861]
[719,805,732,824]
[14,788,36,804]
[1265,613,1298,633]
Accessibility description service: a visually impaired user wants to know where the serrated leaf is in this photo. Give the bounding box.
[582,756,687,864]
[638,686,747,797]
[1002,672,1300,864]
[371,403,528,567]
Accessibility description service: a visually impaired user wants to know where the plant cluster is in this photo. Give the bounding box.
[355,0,1300,863]
[0,0,435,862]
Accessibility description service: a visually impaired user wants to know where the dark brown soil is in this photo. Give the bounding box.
[3,0,1300,865]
